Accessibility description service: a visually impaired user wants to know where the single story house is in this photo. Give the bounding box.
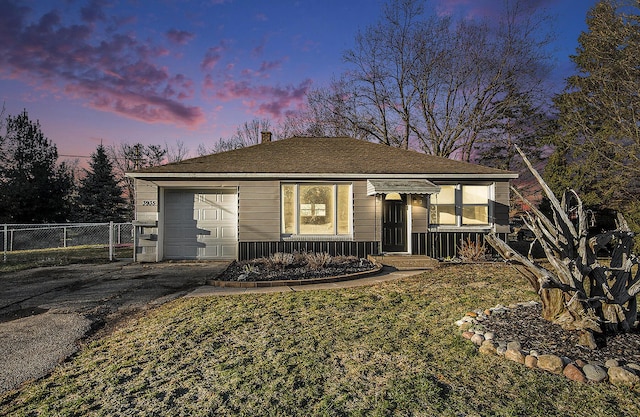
[127,135,517,262]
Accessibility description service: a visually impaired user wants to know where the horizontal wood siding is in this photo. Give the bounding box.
[411,196,428,233]
[238,181,280,241]
[353,180,378,241]
[494,181,510,234]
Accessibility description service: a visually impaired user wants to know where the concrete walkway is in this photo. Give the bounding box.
[186,267,422,297]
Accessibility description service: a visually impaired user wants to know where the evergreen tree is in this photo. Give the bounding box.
[545,0,640,237]
[76,144,127,222]
[0,110,75,223]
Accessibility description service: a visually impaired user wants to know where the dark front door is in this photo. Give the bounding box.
[382,197,407,252]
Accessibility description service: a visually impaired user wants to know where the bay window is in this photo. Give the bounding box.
[282,183,352,236]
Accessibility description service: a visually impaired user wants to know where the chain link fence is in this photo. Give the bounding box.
[2,223,134,266]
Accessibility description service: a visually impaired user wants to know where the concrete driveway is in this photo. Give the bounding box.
[0,261,229,394]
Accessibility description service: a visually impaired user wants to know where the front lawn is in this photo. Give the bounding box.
[1,264,638,416]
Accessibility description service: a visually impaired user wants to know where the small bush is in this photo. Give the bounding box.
[266,252,295,270]
[304,252,332,271]
[458,237,487,262]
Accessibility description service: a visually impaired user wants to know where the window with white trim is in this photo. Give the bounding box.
[281,183,352,235]
[430,184,491,226]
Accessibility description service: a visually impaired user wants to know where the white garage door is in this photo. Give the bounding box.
[163,189,238,260]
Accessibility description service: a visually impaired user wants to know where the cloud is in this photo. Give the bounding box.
[81,0,107,23]
[0,0,204,127]
[201,41,229,71]
[166,29,195,45]
[213,78,312,118]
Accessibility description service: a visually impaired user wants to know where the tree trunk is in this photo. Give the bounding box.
[485,147,639,349]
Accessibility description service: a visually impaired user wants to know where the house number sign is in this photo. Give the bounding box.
[142,200,157,207]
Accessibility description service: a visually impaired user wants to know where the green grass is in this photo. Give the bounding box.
[0,245,133,273]
[1,264,639,416]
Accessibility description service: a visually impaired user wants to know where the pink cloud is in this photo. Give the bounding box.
[0,1,204,127]
[201,41,229,71]
[212,78,312,118]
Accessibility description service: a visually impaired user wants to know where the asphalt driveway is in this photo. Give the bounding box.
[0,261,229,394]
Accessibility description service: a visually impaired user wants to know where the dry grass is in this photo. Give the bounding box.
[1,263,639,416]
[0,245,133,273]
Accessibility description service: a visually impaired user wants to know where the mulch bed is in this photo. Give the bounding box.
[484,303,640,365]
[216,258,378,282]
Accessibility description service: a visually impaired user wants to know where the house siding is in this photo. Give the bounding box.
[353,180,379,242]
[494,181,511,234]
[133,179,159,262]
[411,196,428,233]
[238,181,281,241]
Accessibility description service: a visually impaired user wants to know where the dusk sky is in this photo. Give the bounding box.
[0,0,598,165]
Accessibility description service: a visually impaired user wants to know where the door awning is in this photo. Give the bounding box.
[366,179,440,196]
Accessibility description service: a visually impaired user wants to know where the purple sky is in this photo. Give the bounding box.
[0,0,598,164]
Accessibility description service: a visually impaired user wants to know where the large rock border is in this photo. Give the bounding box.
[456,301,640,387]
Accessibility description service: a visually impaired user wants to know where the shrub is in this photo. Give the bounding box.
[458,237,487,262]
[304,252,332,271]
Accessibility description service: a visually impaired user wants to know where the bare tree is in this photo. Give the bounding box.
[486,148,639,349]
[107,142,168,216]
[323,0,552,159]
[165,140,190,163]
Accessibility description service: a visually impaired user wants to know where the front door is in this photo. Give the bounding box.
[382,197,407,252]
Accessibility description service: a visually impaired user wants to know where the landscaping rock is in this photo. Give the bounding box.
[563,364,587,383]
[525,355,538,369]
[504,349,525,364]
[506,341,521,351]
[537,355,564,374]
[462,331,474,340]
[471,333,485,346]
[484,332,494,341]
[605,359,620,368]
[583,364,608,383]
[479,340,497,356]
[608,366,640,386]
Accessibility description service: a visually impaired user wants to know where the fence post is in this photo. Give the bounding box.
[3,224,6,263]
[109,221,114,261]
[63,226,67,248]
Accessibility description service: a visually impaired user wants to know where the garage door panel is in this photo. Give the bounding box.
[164,190,237,260]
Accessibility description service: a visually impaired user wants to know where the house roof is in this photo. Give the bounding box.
[128,137,517,179]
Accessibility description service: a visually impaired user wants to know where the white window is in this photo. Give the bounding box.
[282,183,352,236]
[430,184,492,226]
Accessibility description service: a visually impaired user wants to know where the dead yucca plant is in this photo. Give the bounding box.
[457,237,487,262]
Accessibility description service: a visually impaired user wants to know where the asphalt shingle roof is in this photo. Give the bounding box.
[131,136,515,176]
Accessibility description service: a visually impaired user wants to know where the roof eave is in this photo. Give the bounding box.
[126,172,519,180]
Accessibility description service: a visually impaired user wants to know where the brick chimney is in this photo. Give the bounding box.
[261,131,272,143]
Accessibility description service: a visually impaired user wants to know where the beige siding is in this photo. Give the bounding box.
[238,181,280,241]
[411,195,428,233]
[494,181,511,233]
[353,180,379,241]
[133,179,160,261]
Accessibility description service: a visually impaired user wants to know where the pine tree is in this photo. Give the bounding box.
[0,110,75,223]
[76,144,127,222]
[545,0,640,238]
